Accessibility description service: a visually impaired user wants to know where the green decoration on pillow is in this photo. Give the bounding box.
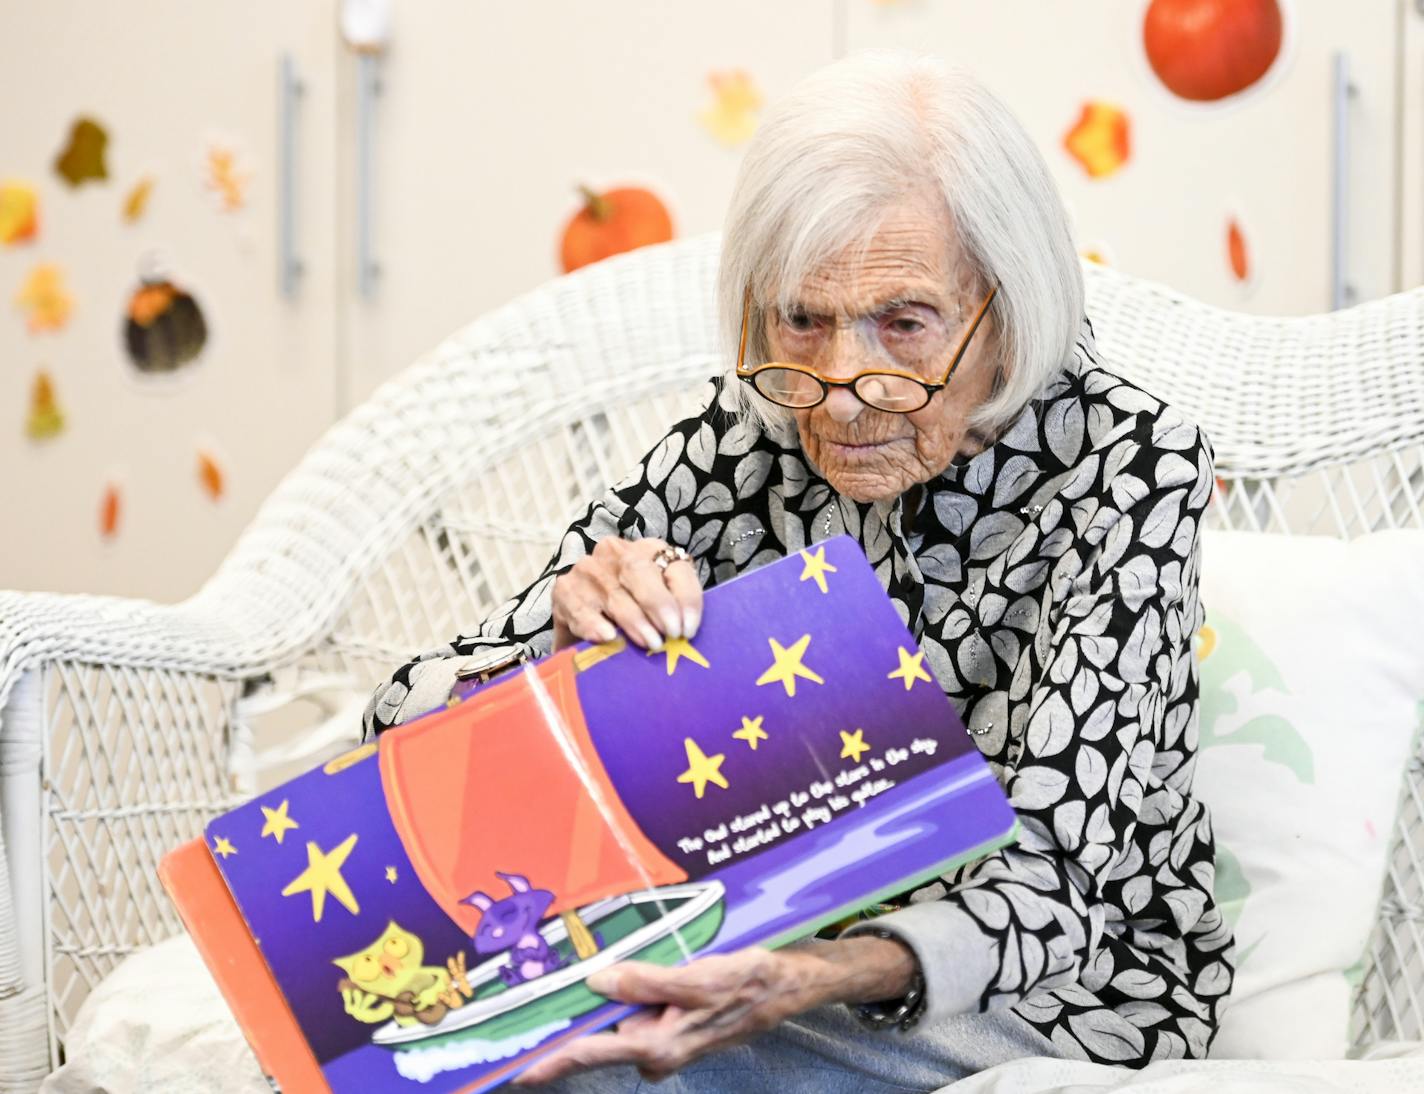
[1198,613,1315,784]
[1213,843,1251,929]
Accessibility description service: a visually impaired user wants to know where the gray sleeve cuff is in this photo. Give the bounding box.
[840,901,999,1025]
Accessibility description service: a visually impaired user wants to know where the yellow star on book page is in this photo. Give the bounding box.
[677,737,729,799]
[385,866,398,884]
[840,728,872,763]
[211,836,236,859]
[755,634,824,698]
[260,799,299,844]
[798,546,838,594]
[733,715,768,750]
[654,636,710,676]
[888,646,933,691]
[282,834,360,922]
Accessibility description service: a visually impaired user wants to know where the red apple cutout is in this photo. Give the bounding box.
[1144,0,1284,103]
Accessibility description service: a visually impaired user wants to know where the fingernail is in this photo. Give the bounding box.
[661,609,682,639]
[642,627,663,652]
[597,622,618,643]
[587,969,617,995]
[685,608,701,636]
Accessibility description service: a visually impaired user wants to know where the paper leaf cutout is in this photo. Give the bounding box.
[1064,102,1130,179]
[203,144,250,212]
[698,70,763,148]
[197,449,225,501]
[1227,217,1250,282]
[123,177,155,223]
[54,117,109,187]
[100,482,121,540]
[25,370,64,441]
[0,181,39,245]
[125,278,208,374]
[15,263,74,333]
[1081,240,1116,267]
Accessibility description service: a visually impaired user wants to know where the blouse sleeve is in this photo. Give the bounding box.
[844,413,1230,1027]
[361,378,738,737]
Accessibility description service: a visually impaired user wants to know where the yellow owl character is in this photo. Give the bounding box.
[332,921,461,1027]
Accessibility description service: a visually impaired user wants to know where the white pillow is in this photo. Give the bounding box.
[1194,528,1424,1060]
[40,932,267,1094]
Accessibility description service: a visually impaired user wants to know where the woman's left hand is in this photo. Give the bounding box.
[512,937,917,1086]
[512,948,811,1085]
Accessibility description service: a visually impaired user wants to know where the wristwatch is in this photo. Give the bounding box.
[849,927,928,1032]
[449,644,530,703]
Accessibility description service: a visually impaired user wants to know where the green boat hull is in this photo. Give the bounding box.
[378,886,725,1051]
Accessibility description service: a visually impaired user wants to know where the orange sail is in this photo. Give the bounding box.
[379,650,685,936]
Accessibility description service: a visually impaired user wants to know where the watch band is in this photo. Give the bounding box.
[849,927,927,1032]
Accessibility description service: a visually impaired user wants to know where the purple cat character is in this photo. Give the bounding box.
[461,872,565,988]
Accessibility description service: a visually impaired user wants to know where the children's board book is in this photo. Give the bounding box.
[159,535,1017,1092]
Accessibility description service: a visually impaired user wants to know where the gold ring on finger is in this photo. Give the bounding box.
[651,545,692,572]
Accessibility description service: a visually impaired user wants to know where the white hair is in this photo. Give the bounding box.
[717,50,1084,439]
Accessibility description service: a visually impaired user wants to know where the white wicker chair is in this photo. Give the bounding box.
[1,232,1422,1090]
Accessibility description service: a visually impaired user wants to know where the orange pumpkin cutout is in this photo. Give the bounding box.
[1144,0,1284,103]
[559,185,674,274]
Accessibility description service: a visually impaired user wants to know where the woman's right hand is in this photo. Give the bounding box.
[551,537,703,652]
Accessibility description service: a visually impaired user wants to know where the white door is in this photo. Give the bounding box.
[843,0,1401,314]
[0,2,340,600]
[1400,0,1424,290]
[335,0,840,407]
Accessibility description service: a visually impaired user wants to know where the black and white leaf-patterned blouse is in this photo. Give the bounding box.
[364,316,1234,1066]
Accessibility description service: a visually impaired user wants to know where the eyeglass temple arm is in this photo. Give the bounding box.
[934,282,998,386]
[737,286,752,370]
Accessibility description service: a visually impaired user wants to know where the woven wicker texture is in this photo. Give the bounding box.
[0,233,1421,1086]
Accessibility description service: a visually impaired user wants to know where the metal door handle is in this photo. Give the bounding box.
[278,53,304,297]
[1331,52,1358,310]
[356,53,382,298]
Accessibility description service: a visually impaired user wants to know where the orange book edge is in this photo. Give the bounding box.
[159,838,329,1092]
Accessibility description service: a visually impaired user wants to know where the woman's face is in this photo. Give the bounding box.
[766,194,1002,504]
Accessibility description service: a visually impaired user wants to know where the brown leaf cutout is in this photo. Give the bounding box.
[55,117,109,187]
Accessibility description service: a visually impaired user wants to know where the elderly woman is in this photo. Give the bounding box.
[364,50,1232,1091]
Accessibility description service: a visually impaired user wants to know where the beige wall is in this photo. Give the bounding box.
[1,1,1416,603]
